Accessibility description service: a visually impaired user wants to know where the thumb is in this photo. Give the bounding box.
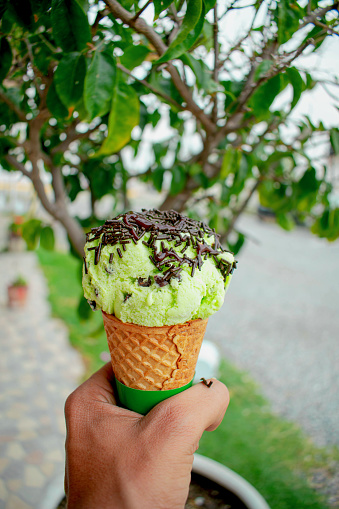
[140,379,229,451]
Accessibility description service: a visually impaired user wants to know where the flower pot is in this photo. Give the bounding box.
[7,285,28,307]
[191,454,271,509]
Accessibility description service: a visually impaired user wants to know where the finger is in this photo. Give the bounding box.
[76,362,117,405]
[141,379,229,447]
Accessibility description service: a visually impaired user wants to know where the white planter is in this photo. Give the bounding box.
[44,454,271,509]
[193,454,271,509]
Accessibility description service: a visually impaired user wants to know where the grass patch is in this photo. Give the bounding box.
[38,248,337,509]
[199,361,338,509]
[37,248,107,374]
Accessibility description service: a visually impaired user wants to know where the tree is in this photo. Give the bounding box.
[0,0,338,257]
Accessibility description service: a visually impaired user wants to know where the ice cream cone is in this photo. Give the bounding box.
[102,311,208,391]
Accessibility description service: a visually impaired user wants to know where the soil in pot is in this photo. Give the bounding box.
[57,472,248,509]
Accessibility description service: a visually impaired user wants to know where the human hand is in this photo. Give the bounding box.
[64,363,229,509]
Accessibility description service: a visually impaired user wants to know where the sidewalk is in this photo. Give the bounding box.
[0,251,84,509]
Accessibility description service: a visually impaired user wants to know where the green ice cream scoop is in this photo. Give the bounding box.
[82,209,236,327]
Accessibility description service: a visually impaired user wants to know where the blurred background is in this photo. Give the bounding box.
[0,0,339,508]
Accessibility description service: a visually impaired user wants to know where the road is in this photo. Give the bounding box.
[207,214,339,447]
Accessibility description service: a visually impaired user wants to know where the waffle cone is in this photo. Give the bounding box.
[102,312,208,391]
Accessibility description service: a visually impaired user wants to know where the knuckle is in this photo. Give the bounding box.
[64,389,86,425]
[143,399,192,444]
[152,399,187,431]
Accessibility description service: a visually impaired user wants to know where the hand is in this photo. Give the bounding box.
[64,363,229,509]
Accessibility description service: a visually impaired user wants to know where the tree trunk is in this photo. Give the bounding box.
[159,191,192,212]
[57,210,86,257]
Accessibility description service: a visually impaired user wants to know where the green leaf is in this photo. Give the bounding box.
[286,67,303,110]
[254,60,273,81]
[152,168,165,192]
[84,50,116,121]
[0,0,8,20]
[149,109,161,128]
[8,0,34,29]
[0,94,19,127]
[203,0,217,12]
[54,52,86,109]
[249,75,281,117]
[22,219,42,250]
[148,69,183,108]
[227,231,245,255]
[51,0,91,53]
[0,136,15,157]
[65,174,82,201]
[170,165,186,195]
[301,25,324,52]
[221,149,237,179]
[46,80,69,118]
[181,54,219,93]
[119,0,135,9]
[292,167,320,213]
[87,162,116,199]
[311,208,339,242]
[231,154,249,195]
[153,0,174,19]
[77,294,92,320]
[258,180,291,213]
[120,45,151,70]
[40,225,55,250]
[31,35,55,76]
[97,78,140,156]
[277,0,302,45]
[0,37,12,83]
[156,0,203,64]
[276,213,295,231]
[330,128,339,155]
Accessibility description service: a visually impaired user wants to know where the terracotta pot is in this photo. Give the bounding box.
[7,285,28,307]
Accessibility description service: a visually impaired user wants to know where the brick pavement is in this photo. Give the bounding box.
[0,251,84,509]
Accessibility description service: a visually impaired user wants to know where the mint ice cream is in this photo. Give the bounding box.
[82,209,236,327]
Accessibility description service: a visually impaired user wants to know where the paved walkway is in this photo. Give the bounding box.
[0,251,84,509]
[208,214,339,448]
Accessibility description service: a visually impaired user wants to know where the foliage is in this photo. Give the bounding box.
[38,247,339,509]
[10,275,28,287]
[0,0,339,256]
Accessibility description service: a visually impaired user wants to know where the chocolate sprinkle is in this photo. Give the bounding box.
[138,276,152,287]
[88,300,96,310]
[85,209,235,285]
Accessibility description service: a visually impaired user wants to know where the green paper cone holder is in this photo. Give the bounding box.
[115,378,193,415]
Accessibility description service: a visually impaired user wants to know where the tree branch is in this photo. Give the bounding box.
[4,155,32,178]
[117,63,184,110]
[223,179,261,239]
[131,0,152,22]
[51,123,99,155]
[91,8,110,34]
[25,37,43,98]
[298,2,339,31]
[211,5,219,124]
[0,90,26,121]
[103,0,216,133]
